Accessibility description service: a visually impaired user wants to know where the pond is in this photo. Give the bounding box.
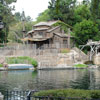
[0,69,100,92]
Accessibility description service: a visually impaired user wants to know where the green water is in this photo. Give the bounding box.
[0,69,100,91]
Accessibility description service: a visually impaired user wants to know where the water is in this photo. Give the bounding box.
[0,69,100,92]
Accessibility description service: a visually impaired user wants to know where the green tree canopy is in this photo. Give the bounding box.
[74,19,99,45]
[74,4,91,24]
[48,0,76,26]
[90,0,100,28]
[0,0,17,43]
[36,9,50,22]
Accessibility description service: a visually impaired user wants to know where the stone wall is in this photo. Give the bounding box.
[37,49,88,69]
[93,54,100,65]
[0,46,88,69]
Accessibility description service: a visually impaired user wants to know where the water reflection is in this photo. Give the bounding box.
[70,70,96,89]
[0,69,100,92]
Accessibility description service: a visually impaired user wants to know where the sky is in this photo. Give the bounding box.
[12,0,82,21]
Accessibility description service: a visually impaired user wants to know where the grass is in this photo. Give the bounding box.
[6,56,38,68]
[0,64,3,67]
[74,64,88,68]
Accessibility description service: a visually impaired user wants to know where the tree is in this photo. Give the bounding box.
[74,19,99,46]
[14,12,22,22]
[90,0,100,28]
[36,9,50,22]
[8,21,34,42]
[48,0,76,26]
[91,0,100,20]
[74,4,91,24]
[14,11,32,22]
[0,0,17,43]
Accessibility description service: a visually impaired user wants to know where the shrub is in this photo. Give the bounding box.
[34,89,100,99]
[84,61,94,65]
[6,56,38,68]
[61,48,70,53]
[0,64,3,67]
[74,64,88,68]
[91,91,100,99]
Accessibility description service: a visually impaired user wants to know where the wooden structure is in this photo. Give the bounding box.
[80,40,100,61]
[22,21,74,49]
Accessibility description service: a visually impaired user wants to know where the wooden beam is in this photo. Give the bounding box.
[67,28,71,49]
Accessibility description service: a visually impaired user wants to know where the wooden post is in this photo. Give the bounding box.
[22,19,26,38]
[68,28,71,49]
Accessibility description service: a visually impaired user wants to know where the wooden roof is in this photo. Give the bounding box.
[22,37,52,42]
[54,33,74,38]
[34,27,49,31]
[47,26,60,32]
[34,21,58,27]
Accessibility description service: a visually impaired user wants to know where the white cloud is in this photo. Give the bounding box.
[13,0,83,21]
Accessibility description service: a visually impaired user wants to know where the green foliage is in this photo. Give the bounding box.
[36,9,51,22]
[4,0,17,4]
[34,89,100,99]
[90,0,100,21]
[0,0,17,43]
[91,91,100,99]
[60,48,70,53]
[48,0,76,26]
[7,10,34,43]
[84,61,94,65]
[74,4,91,24]
[74,64,88,68]
[8,21,34,42]
[90,0,100,29]
[6,56,38,68]
[52,20,73,32]
[74,20,99,45]
[0,2,33,43]
[0,64,3,67]
[14,11,32,22]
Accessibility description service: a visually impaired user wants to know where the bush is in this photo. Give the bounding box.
[34,89,100,99]
[84,61,94,65]
[6,56,38,68]
[61,48,70,53]
[74,64,88,68]
[0,64,3,67]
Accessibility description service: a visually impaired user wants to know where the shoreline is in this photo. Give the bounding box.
[0,64,34,71]
[0,65,99,71]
